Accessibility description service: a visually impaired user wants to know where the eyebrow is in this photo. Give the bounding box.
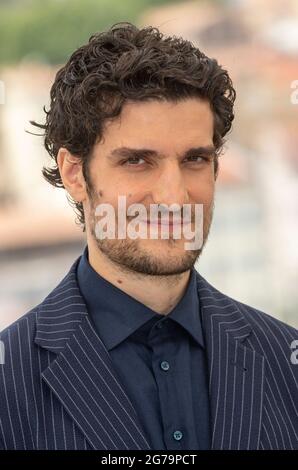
[107,145,216,161]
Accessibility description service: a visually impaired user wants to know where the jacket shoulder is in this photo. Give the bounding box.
[232,297,297,340]
[0,255,81,342]
[0,306,39,344]
[196,270,297,338]
[196,271,297,356]
[215,287,297,372]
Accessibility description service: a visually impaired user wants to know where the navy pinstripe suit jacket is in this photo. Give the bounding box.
[0,255,297,450]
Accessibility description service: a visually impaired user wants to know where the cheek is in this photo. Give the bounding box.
[190,175,215,204]
[95,189,141,214]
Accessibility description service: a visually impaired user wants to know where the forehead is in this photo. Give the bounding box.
[100,97,214,149]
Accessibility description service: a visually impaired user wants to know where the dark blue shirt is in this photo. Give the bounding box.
[77,245,211,450]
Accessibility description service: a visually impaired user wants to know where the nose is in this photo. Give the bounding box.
[151,160,189,208]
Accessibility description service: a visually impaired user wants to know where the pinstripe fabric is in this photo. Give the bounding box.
[0,256,297,449]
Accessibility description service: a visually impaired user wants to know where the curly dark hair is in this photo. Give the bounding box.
[30,21,236,232]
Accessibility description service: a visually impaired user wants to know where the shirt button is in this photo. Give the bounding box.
[160,360,170,371]
[173,430,183,441]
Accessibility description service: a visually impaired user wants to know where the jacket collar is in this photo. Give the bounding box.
[34,255,264,450]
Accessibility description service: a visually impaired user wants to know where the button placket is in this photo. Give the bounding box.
[150,321,186,449]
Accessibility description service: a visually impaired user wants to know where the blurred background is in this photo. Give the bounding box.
[0,0,297,331]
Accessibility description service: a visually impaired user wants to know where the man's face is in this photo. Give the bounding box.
[84,97,216,276]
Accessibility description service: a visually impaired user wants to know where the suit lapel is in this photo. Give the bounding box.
[196,272,265,449]
[34,258,150,450]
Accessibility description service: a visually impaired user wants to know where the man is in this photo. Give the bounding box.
[0,22,297,450]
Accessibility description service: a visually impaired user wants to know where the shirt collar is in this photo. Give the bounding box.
[76,245,205,351]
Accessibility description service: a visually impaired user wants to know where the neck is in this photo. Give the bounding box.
[86,239,191,315]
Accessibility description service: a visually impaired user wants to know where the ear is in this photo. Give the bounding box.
[57,148,87,203]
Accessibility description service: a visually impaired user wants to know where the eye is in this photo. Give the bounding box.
[121,157,146,166]
[185,155,208,163]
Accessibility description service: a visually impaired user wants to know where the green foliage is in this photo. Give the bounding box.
[0,0,182,64]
